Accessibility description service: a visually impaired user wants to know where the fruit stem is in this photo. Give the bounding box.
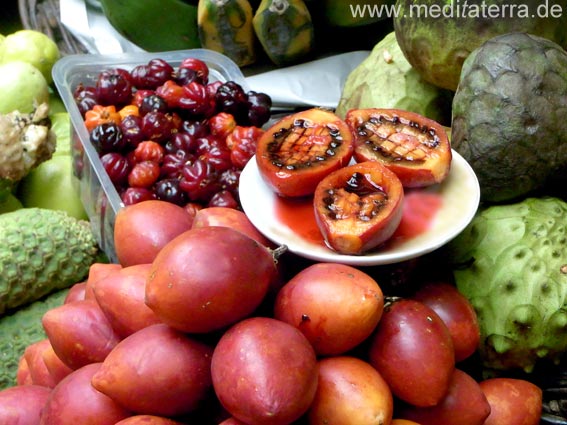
[269,0,289,15]
[383,295,403,310]
[270,244,288,263]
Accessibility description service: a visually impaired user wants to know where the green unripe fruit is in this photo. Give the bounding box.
[336,32,452,125]
[0,61,49,114]
[447,197,567,373]
[0,29,60,84]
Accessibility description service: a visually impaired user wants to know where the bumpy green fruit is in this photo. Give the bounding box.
[394,0,567,91]
[451,32,567,203]
[0,208,101,315]
[335,32,452,125]
[0,289,68,389]
[447,197,567,373]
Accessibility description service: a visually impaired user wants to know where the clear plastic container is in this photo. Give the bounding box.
[52,48,249,262]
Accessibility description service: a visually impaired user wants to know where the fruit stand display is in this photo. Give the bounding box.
[1,1,567,424]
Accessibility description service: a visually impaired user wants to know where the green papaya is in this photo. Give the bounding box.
[197,0,256,66]
[323,0,395,27]
[99,0,200,51]
[253,0,315,66]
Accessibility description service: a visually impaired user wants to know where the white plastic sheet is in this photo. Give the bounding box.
[246,51,370,110]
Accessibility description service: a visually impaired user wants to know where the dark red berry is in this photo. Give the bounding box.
[215,81,249,123]
[74,84,97,117]
[181,120,209,139]
[141,111,175,143]
[139,94,169,115]
[160,151,194,179]
[246,91,272,127]
[95,68,133,106]
[132,89,155,108]
[90,122,126,153]
[201,143,232,172]
[218,167,241,195]
[174,67,202,86]
[120,114,145,149]
[100,152,130,187]
[179,158,220,202]
[121,187,156,205]
[154,178,188,206]
[130,59,174,89]
[179,82,215,117]
[179,57,209,84]
[207,190,239,209]
[164,132,199,155]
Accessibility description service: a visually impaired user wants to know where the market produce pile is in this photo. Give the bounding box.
[99,0,396,67]
[2,2,567,424]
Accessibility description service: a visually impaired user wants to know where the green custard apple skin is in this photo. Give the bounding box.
[394,0,567,91]
[448,197,567,373]
[0,208,101,315]
[335,31,453,125]
[451,32,567,203]
[0,288,68,390]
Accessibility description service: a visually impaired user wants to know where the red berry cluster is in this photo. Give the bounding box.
[73,57,271,209]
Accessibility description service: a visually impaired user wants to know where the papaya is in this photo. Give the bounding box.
[252,0,315,66]
[99,0,200,51]
[197,0,256,67]
[323,0,395,27]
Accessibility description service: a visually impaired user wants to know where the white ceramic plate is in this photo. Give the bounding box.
[239,151,480,266]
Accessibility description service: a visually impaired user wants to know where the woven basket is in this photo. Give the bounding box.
[18,0,89,55]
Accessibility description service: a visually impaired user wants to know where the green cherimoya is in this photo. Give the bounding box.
[0,208,102,315]
[394,0,567,92]
[451,32,567,203]
[335,31,453,125]
[447,197,567,373]
[0,102,56,202]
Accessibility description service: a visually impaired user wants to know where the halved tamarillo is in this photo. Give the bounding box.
[345,108,452,188]
[255,107,354,197]
[313,160,404,255]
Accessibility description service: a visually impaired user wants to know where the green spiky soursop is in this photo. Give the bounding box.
[335,31,453,125]
[447,197,567,373]
[0,288,68,389]
[451,32,567,203]
[0,208,102,315]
